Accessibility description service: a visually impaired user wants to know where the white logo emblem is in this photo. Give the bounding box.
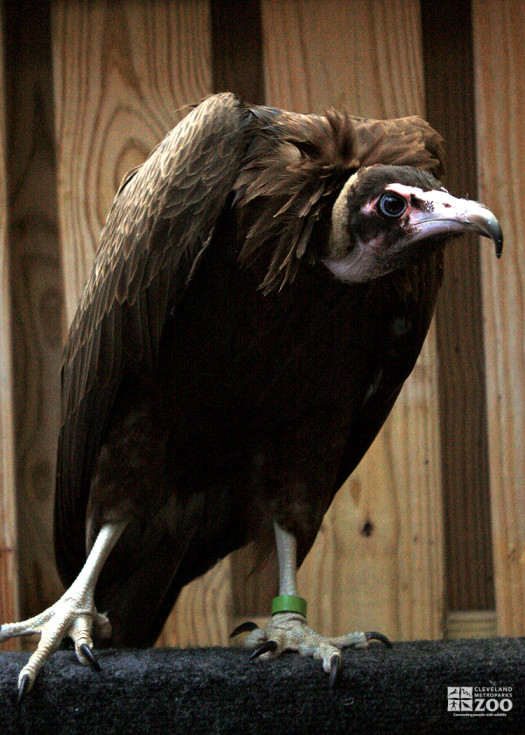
[447,685,513,717]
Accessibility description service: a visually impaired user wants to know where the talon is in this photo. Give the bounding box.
[249,640,278,660]
[328,654,341,689]
[17,673,31,705]
[229,621,259,638]
[79,643,101,672]
[365,631,392,648]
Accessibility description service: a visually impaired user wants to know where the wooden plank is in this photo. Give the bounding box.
[51,0,231,647]
[158,555,232,648]
[473,0,525,637]
[211,0,264,104]
[446,610,496,640]
[0,7,20,648]
[52,0,212,318]
[3,1,64,634]
[420,0,494,617]
[261,0,444,640]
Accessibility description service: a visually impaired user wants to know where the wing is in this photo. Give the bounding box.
[54,93,251,585]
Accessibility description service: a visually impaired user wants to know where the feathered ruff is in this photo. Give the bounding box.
[235,106,444,293]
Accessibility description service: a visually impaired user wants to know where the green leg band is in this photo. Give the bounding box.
[271,594,307,617]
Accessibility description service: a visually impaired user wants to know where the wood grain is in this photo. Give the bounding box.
[446,610,496,640]
[52,0,212,317]
[157,555,232,648]
[473,0,525,636]
[0,8,20,649]
[421,0,494,616]
[262,0,444,640]
[52,0,232,647]
[3,2,65,632]
[211,0,264,104]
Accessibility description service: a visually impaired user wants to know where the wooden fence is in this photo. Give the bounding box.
[0,0,523,653]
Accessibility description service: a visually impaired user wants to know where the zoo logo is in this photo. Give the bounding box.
[447,686,513,717]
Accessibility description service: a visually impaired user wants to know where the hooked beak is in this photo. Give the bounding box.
[407,189,503,257]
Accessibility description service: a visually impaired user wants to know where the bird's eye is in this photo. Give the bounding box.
[378,192,407,218]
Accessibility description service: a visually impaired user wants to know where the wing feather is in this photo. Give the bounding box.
[55,93,251,584]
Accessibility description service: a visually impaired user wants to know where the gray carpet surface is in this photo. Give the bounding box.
[0,638,523,734]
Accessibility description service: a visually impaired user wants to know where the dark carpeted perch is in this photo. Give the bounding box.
[0,638,523,734]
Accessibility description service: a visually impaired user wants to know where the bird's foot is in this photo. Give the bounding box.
[0,588,111,700]
[232,613,391,688]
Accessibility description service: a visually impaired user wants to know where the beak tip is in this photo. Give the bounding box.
[472,210,503,259]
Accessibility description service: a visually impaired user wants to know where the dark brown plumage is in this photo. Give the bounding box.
[49,92,501,649]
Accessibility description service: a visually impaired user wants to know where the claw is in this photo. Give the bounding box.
[249,640,278,660]
[365,631,392,648]
[328,654,341,689]
[79,643,101,672]
[229,621,259,638]
[17,673,31,705]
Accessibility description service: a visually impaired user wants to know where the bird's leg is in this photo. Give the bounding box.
[0,521,126,698]
[236,521,390,687]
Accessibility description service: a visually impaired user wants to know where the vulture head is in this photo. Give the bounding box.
[323,164,503,283]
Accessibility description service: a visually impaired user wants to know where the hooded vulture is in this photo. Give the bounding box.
[0,93,503,697]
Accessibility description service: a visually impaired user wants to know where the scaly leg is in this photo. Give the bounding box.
[232,521,390,687]
[0,521,126,699]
